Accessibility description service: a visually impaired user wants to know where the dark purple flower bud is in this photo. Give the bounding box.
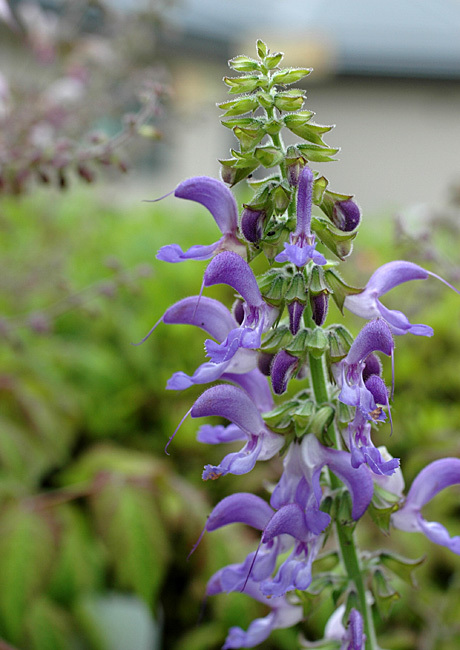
[286,157,304,187]
[362,352,382,382]
[310,292,329,326]
[332,199,361,232]
[271,350,299,395]
[288,300,305,335]
[257,352,274,376]
[240,206,265,243]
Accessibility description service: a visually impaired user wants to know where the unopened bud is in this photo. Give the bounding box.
[240,206,265,243]
[288,300,305,335]
[270,350,299,395]
[310,292,329,326]
[332,199,361,232]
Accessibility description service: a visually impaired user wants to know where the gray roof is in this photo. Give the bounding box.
[161,0,460,78]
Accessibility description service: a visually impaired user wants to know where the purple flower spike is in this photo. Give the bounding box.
[344,260,460,336]
[275,166,327,268]
[156,176,244,263]
[392,458,460,553]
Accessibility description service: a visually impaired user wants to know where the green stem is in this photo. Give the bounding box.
[308,351,379,650]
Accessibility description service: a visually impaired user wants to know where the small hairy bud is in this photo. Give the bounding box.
[332,199,361,232]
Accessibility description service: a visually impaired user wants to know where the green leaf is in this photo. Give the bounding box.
[379,551,426,587]
[311,216,357,260]
[0,505,55,643]
[256,91,274,110]
[229,55,261,72]
[371,569,400,618]
[233,126,265,151]
[25,598,74,650]
[256,39,268,59]
[324,268,362,312]
[223,75,261,94]
[283,110,314,128]
[91,480,169,603]
[285,119,334,145]
[297,143,340,163]
[218,96,259,116]
[264,51,283,69]
[313,175,329,204]
[47,505,105,604]
[254,145,284,167]
[272,67,312,85]
[76,593,160,650]
[274,89,306,112]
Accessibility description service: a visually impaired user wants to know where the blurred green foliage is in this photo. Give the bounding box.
[0,187,459,649]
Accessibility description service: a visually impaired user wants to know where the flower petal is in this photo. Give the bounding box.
[204,251,263,307]
[174,176,238,235]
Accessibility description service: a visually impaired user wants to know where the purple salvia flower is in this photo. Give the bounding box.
[275,166,327,267]
[207,576,303,649]
[191,384,283,479]
[346,410,399,476]
[135,295,259,390]
[344,260,460,336]
[335,319,394,422]
[391,457,460,553]
[203,251,277,364]
[156,176,245,262]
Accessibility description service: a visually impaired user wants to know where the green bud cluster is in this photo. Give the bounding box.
[218,39,360,266]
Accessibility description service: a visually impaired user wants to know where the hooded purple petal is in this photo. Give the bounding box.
[191,384,265,435]
[162,295,236,340]
[206,493,274,532]
[175,176,238,235]
[204,251,263,307]
[345,319,394,365]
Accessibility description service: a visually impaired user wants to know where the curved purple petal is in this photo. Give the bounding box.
[392,458,460,553]
[206,493,274,532]
[162,295,236,340]
[174,176,238,235]
[302,434,373,521]
[156,240,221,263]
[204,251,263,307]
[223,368,274,413]
[345,319,394,365]
[295,166,314,236]
[377,301,433,337]
[271,350,299,395]
[191,384,265,435]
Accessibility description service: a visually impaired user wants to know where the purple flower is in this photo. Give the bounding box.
[321,605,366,650]
[392,457,460,553]
[135,295,259,390]
[203,251,277,364]
[344,260,459,336]
[334,319,394,422]
[346,410,399,477]
[208,576,303,649]
[156,176,245,263]
[275,166,327,267]
[190,384,283,479]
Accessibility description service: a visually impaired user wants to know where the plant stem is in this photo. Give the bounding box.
[308,351,379,650]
